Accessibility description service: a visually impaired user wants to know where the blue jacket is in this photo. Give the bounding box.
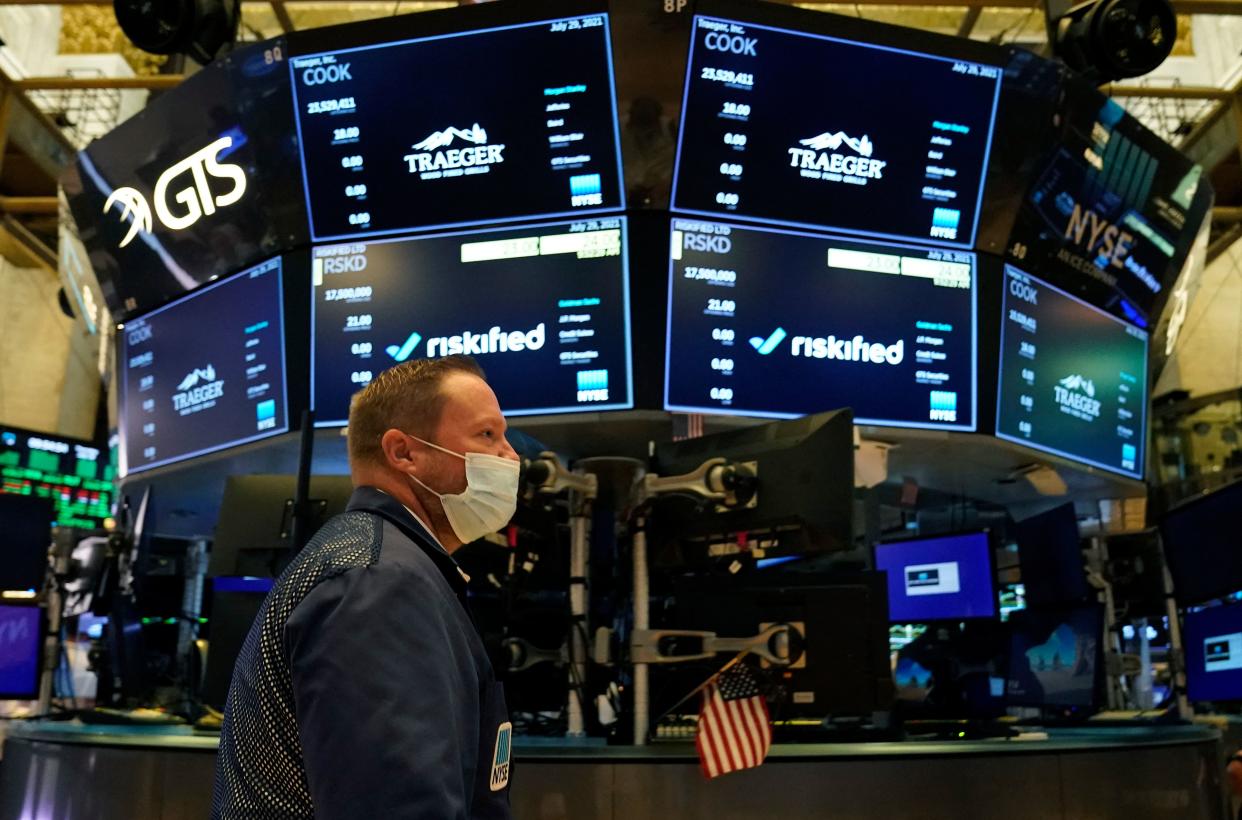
[212,486,513,819]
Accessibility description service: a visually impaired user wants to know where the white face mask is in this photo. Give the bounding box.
[403,433,519,544]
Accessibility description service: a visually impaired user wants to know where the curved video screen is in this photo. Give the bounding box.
[290,13,624,241]
[311,218,633,425]
[664,219,976,430]
[996,265,1148,479]
[119,258,289,475]
[671,14,1002,247]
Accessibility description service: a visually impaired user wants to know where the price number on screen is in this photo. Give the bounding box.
[715,192,740,207]
[345,184,368,197]
[706,298,735,314]
[345,314,373,329]
[351,342,373,356]
[723,132,747,148]
[709,387,734,402]
[333,126,360,141]
[701,67,754,87]
[1019,341,1036,359]
[721,102,751,117]
[142,423,155,436]
[324,286,372,302]
[351,371,373,385]
[1019,394,1034,411]
[143,446,156,460]
[719,163,743,177]
[348,212,371,226]
[711,358,734,372]
[341,155,363,169]
[712,327,735,343]
[307,97,355,115]
[684,267,736,284]
[1021,368,1035,384]
[1018,421,1032,436]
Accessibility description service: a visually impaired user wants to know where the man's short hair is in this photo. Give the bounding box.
[347,356,485,467]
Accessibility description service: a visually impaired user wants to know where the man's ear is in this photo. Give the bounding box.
[379,429,417,473]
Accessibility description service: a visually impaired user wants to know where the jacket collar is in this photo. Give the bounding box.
[346,486,467,595]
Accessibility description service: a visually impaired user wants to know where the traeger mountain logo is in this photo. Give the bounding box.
[1054,374,1100,421]
[102,136,247,248]
[172,364,224,415]
[788,130,887,186]
[403,123,505,179]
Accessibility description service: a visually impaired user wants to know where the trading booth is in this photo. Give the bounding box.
[0,0,1232,818]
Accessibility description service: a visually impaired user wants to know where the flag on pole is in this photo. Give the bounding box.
[696,663,772,779]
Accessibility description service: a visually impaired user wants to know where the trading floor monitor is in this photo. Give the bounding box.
[874,531,996,622]
[1005,605,1104,712]
[1184,604,1242,703]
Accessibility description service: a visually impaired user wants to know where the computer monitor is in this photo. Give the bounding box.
[1184,604,1242,703]
[1105,529,1167,618]
[650,408,854,559]
[209,474,355,578]
[1005,604,1104,710]
[0,604,42,700]
[874,531,996,623]
[663,218,977,430]
[671,1,1003,248]
[656,569,893,720]
[0,493,53,593]
[0,425,113,529]
[288,3,623,241]
[201,576,274,710]
[995,265,1149,479]
[117,257,290,476]
[1162,479,1242,606]
[1014,504,1090,609]
[309,217,633,426]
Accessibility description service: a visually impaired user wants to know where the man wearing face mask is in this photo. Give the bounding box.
[212,356,519,820]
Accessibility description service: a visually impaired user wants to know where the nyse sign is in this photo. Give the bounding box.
[102,136,248,247]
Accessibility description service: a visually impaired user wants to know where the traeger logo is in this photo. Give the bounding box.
[403,124,505,180]
[102,137,247,248]
[788,130,887,187]
[172,364,224,415]
[1054,374,1100,421]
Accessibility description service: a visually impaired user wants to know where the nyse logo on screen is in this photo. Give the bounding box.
[1053,374,1101,422]
[787,131,887,187]
[172,364,224,416]
[102,136,247,248]
[403,124,505,180]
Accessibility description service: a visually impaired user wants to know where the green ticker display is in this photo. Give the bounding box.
[0,428,113,529]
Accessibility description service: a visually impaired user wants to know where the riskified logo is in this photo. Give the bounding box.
[172,364,223,414]
[102,136,247,248]
[403,123,505,178]
[788,130,887,186]
[1054,373,1100,421]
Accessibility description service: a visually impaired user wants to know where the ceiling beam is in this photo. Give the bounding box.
[1102,84,1233,99]
[270,0,295,32]
[956,5,983,37]
[15,76,184,91]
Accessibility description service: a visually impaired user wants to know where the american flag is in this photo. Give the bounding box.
[696,663,772,779]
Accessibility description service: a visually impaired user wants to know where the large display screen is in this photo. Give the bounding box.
[875,532,995,622]
[671,15,1001,247]
[664,219,976,429]
[0,427,112,529]
[1005,85,1213,324]
[119,258,289,475]
[1185,604,1242,703]
[289,14,624,241]
[63,39,305,320]
[311,217,632,425]
[996,265,1148,479]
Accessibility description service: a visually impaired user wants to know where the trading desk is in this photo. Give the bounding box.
[0,721,1226,819]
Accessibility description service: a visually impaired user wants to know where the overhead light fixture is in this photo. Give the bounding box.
[113,0,240,64]
[1047,0,1177,83]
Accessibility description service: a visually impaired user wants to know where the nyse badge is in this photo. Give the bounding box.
[490,721,512,791]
